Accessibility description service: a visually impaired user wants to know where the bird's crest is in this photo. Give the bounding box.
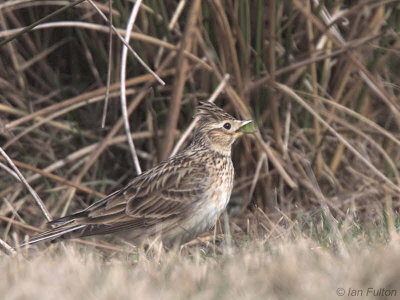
[195,101,235,124]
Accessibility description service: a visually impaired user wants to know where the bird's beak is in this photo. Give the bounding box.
[237,120,255,134]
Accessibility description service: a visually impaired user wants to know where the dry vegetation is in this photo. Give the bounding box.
[1,0,400,298]
[2,235,400,300]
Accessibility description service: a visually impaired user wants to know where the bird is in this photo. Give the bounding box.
[25,101,254,248]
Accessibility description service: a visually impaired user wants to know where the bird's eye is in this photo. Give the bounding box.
[223,122,231,130]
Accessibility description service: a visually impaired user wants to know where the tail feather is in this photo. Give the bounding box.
[20,189,129,247]
[20,224,86,247]
[46,189,122,226]
[48,212,86,226]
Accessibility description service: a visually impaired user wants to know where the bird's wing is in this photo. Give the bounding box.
[125,162,210,218]
[55,159,210,227]
[25,160,210,245]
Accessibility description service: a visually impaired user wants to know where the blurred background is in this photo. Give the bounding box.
[1,0,400,245]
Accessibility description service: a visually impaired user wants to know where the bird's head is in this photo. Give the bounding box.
[192,101,254,154]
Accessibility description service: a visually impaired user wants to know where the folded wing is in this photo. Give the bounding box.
[25,159,209,245]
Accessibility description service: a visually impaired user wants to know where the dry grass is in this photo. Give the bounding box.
[2,228,400,300]
[1,0,400,298]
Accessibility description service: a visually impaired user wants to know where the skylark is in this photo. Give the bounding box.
[27,101,254,247]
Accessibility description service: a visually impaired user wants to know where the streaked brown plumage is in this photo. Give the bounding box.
[26,101,253,247]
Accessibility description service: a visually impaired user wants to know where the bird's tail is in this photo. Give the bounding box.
[18,207,92,247]
[19,222,86,247]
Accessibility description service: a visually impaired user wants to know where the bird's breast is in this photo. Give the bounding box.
[171,157,234,243]
[206,157,234,213]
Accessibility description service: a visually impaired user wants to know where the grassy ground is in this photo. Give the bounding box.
[2,221,400,300]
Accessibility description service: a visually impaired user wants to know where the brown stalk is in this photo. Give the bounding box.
[319,4,386,175]
[317,109,400,184]
[0,13,26,92]
[25,131,165,184]
[2,6,59,87]
[161,0,201,160]
[77,31,103,86]
[305,0,323,177]
[268,0,284,151]
[0,237,16,255]
[212,0,244,96]
[296,89,400,147]
[0,21,212,72]
[101,0,114,128]
[325,57,354,174]
[276,82,400,193]
[0,146,52,222]
[292,0,400,113]
[60,54,175,213]
[248,33,381,92]
[3,90,136,149]
[61,89,150,208]
[0,103,95,137]
[303,161,350,259]
[1,1,121,18]
[17,38,70,71]
[384,190,395,239]
[0,156,106,198]
[87,0,165,86]
[6,69,176,129]
[195,29,298,189]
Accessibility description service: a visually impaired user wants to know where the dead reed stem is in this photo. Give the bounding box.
[161,0,201,160]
